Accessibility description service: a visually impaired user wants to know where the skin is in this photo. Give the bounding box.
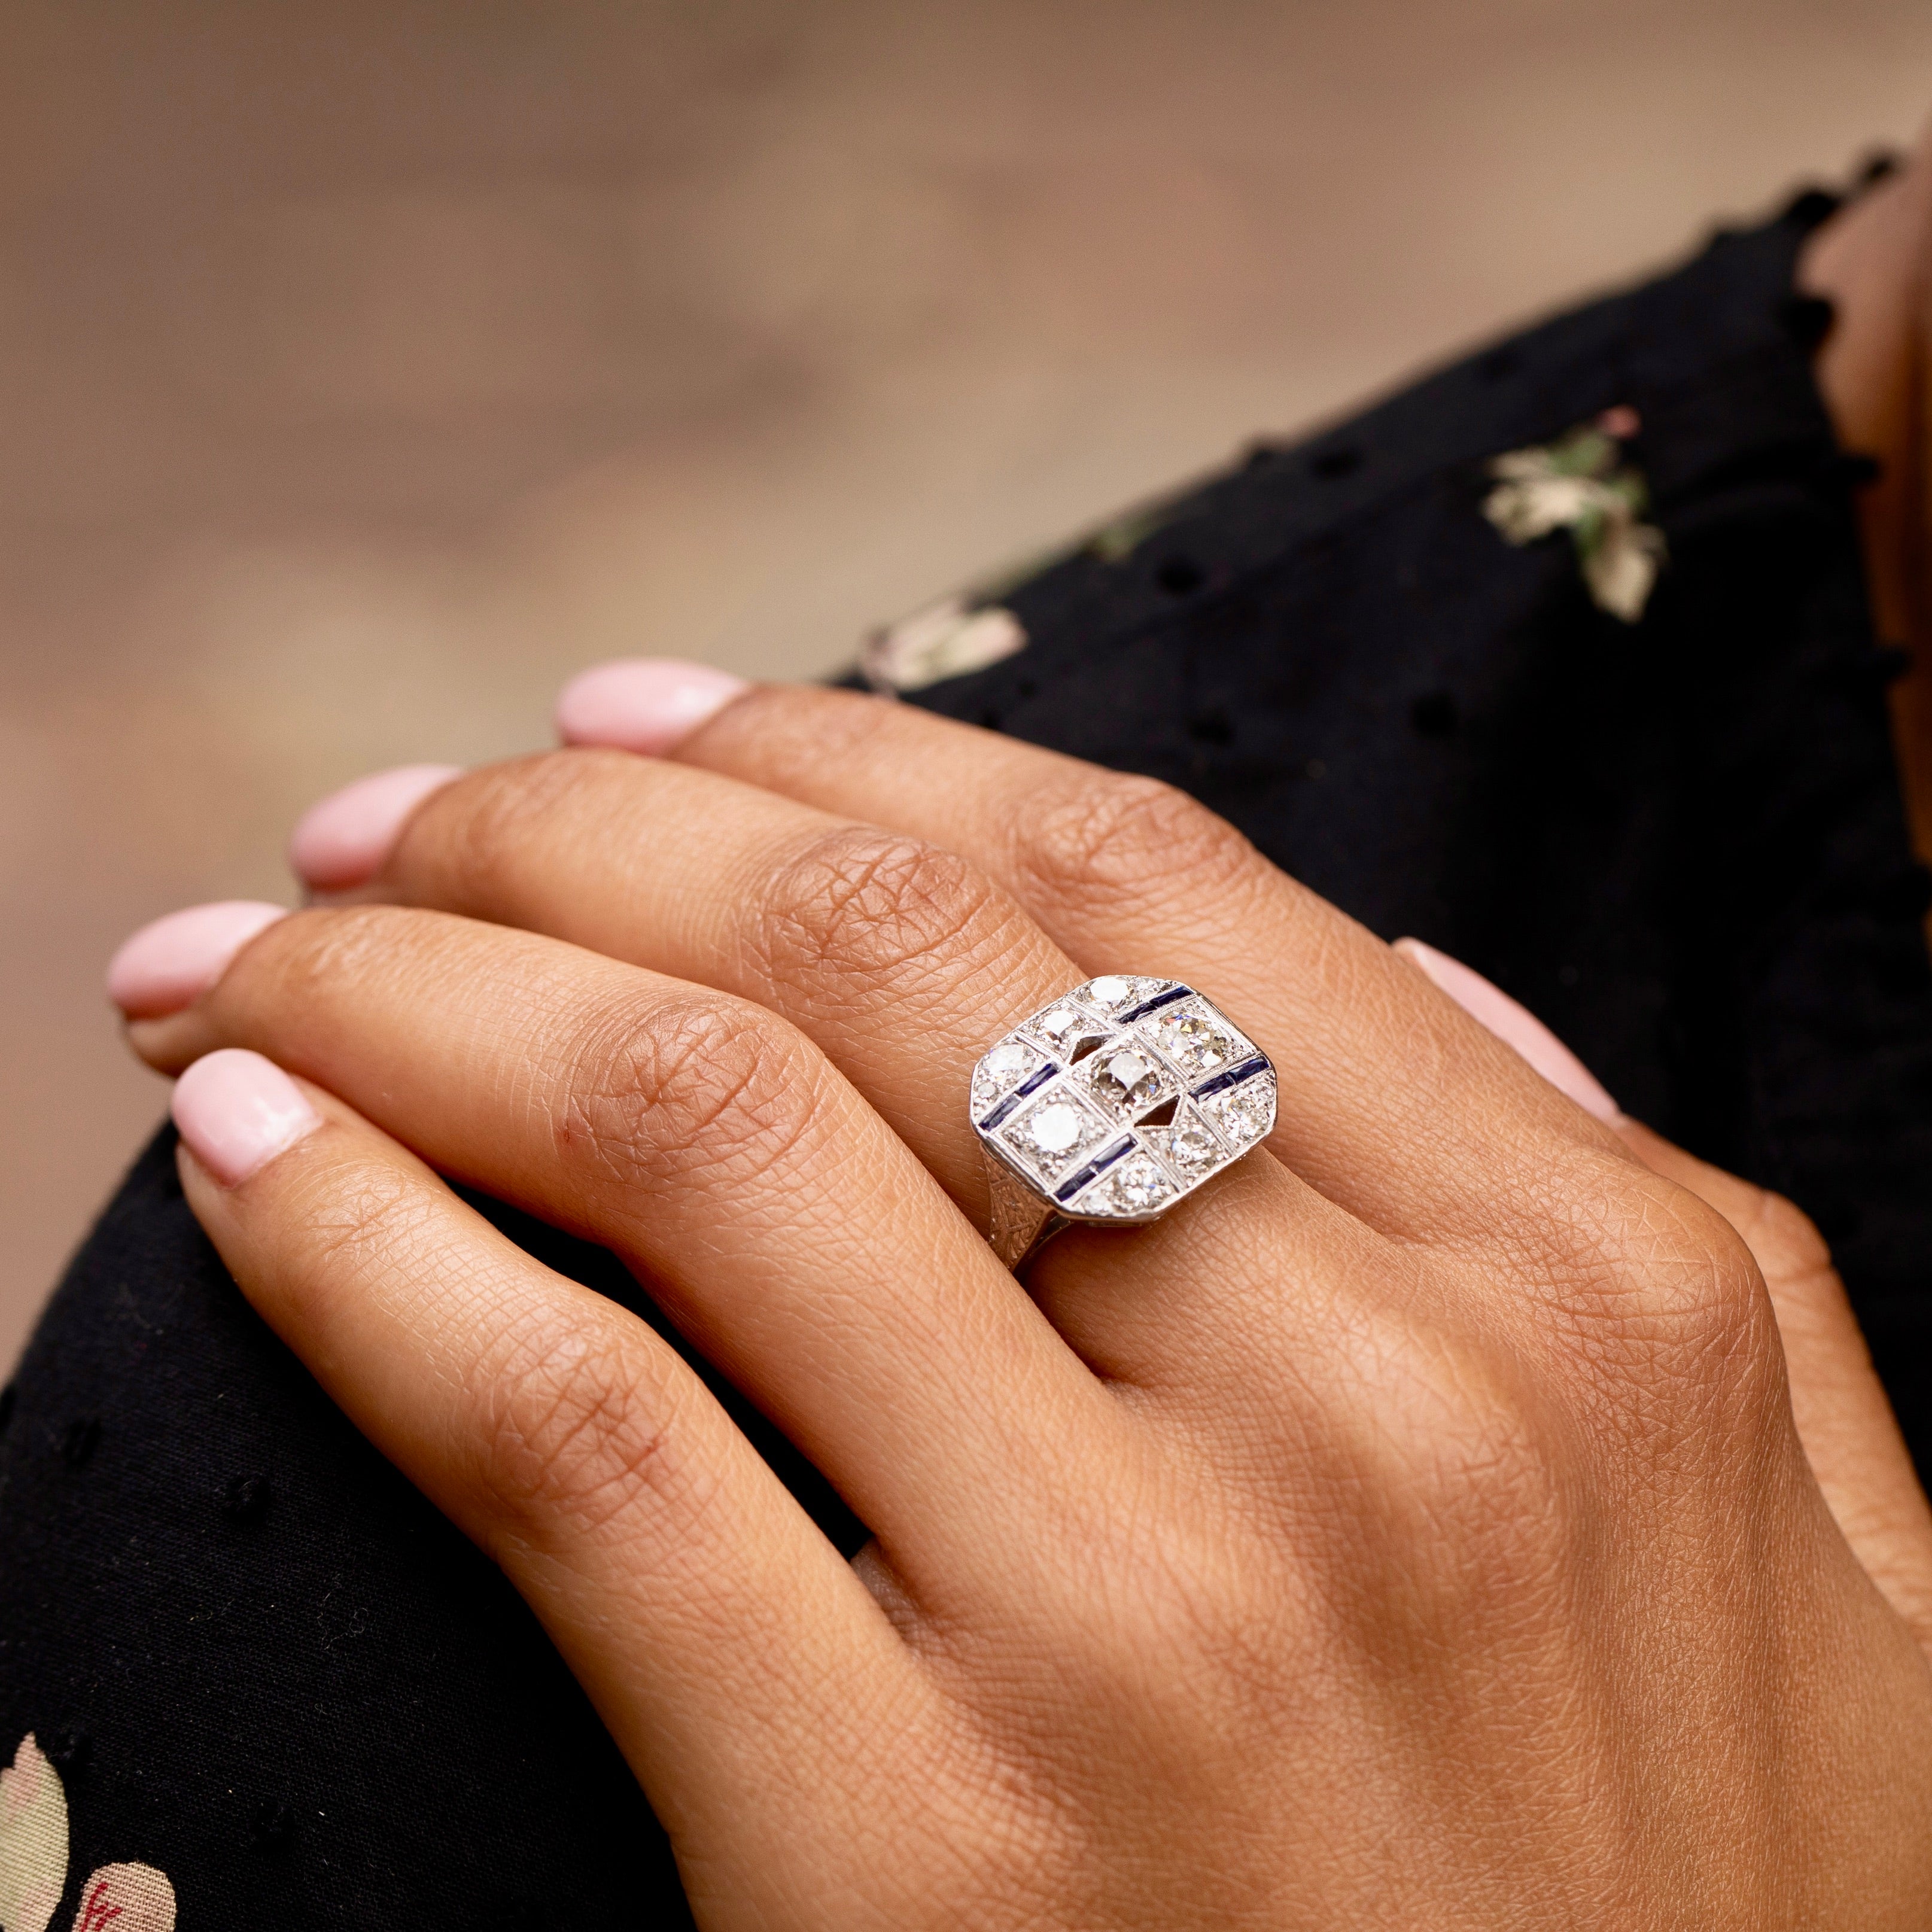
[114,141,1932,1926]
[127,688,1932,1928]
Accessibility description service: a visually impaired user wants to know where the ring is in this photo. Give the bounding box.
[971,976,1278,1269]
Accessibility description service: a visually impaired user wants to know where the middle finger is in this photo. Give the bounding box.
[351,747,1145,1222]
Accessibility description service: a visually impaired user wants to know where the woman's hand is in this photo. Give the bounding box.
[112,684,1932,1928]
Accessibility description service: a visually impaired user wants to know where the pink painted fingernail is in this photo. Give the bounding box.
[288,762,463,891]
[172,1048,321,1185]
[1395,938,1622,1124]
[554,658,751,755]
[107,902,288,1020]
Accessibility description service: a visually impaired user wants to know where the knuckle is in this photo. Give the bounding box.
[1734,1184,1834,1280]
[749,824,1006,1003]
[560,991,827,1189]
[435,752,586,882]
[257,902,415,1006]
[1539,1163,1781,1415]
[299,1162,443,1281]
[467,1309,701,1536]
[1018,772,1255,914]
[1348,1319,1569,1566]
[1621,1182,1770,1351]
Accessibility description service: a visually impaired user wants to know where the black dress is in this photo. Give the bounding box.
[2,186,1927,1928]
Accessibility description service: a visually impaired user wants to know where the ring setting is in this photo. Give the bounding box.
[972,976,1277,1268]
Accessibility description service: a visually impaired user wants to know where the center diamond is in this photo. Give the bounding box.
[1088,1046,1164,1113]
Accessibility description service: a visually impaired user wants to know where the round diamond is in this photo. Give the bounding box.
[1000,1092,1107,1179]
[1033,1005,1088,1048]
[1090,1048,1163,1112]
[1078,1152,1176,1218]
[1146,1005,1241,1076]
[1145,1116,1222,1177]
[1079,975,1173,1014]
[1029,1103,1084,1153]
[972,1038,1044,1114]
[1199,1078,1275,1147]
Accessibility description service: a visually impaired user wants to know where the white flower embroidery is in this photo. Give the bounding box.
[0,1738,65,1932]
[1483,410,1666,623]
[0,1737,175,1932]
[862,595,1027,694]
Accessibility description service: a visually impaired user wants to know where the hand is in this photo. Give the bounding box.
[112,684,1932,1927]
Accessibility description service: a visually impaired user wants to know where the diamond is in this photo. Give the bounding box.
[1139,1000,1251,1079]
[1198,1075,1276,1148]
[1027,1003,1111,1063]
[1000,1092,1108,1179]
[1085,1046,1169,1115]
[1075,1151,1176,1219]
[1031,1004,1088,1047]
[1079,975,1170,1014]
[972,1039,1043,1114]
[1141,1106,1224,1179]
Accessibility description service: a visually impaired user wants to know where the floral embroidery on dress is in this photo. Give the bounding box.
[1482,407,1666,622]
[862,595,1028,694]
[860,490,1187,694]
[0,1737,175,1932]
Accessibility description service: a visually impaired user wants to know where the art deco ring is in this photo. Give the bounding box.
[970,976,1278,1269]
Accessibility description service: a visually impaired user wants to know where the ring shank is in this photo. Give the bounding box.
[984,1152,1067,1270]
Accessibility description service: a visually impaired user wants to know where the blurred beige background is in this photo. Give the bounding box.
[4,0,1931,1369]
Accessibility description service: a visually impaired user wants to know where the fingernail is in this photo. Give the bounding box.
[1394,938,1622,1123]
[288,763,463,891]
[554,658,750,756]
[172,1048,321,1185]
[107,902,288,1020]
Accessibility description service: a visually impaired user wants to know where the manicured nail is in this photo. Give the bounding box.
[1395,937,1622,1123]
[554,658,751,756]
[172,1048,321,1186]
[107,902,288,1020]
[288,763,463,891]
